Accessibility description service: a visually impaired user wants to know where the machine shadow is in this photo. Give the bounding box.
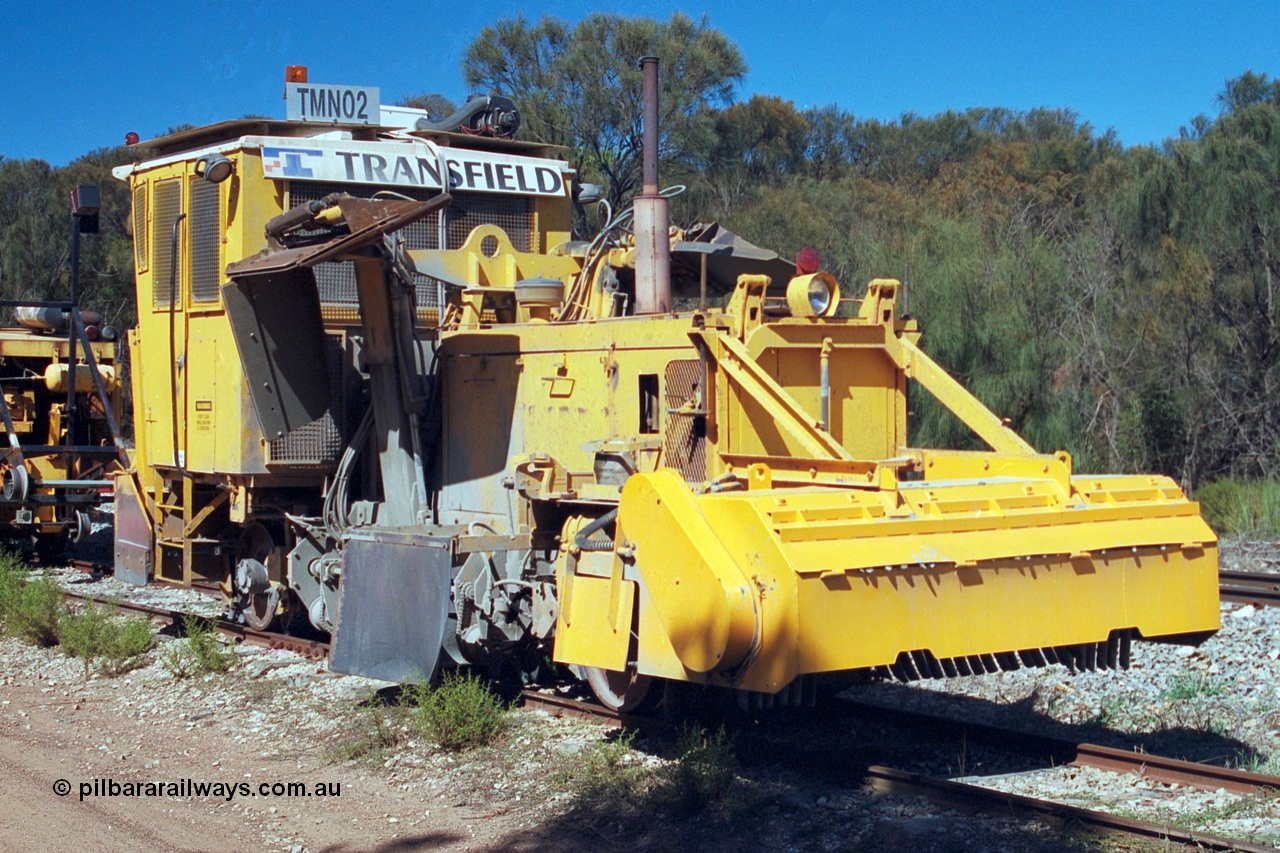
[320,833,464,852]
[836,674,1266,769]
[479,713,1113,853]
[484,665,1264,852]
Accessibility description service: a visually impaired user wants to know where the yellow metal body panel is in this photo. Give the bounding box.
[118,123,576,585]
[554,568,635,671]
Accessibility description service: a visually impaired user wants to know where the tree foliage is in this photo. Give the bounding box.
[462,12,746,209]
[0,147,138,327]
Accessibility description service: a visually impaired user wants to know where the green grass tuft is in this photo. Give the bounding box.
[1164,671,1224,701]
[668,725,739,813]
[406,671,509,751]
[60,600,153,677]
[0,558,63,647]
[1195,476,1280,537]
[160,614,237,678]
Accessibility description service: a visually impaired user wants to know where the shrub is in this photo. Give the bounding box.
[558,730,643,797]
[668,725,738,813]
[2,571,63,647]
[1164,671,1224,701]
[0,550,29,626]
[1195,477,1280,537]
[60,600,153,677]
[161,614,236,678]
[408,671,509,751]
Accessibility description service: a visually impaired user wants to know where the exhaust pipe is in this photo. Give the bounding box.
[633,56,672,314]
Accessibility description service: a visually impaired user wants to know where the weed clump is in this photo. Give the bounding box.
[160,614,237,678]
[554,723,749,846]
[326,700,405,764]
[408,671,509,751]
[1196,477,1280,537]
[558,730,643,797]
[668,726,738,813]
[0,551,63,647]
[60,600,152,677]
[1164,671,1225,701]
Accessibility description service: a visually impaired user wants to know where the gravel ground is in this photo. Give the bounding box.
[2,530,1275,851]
[845,537,1280,848]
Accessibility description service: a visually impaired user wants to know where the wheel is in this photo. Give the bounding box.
[243,586,282,632]
[585,666,652,712]
[236,523,284,632]
[3,465,28,503]
[71,510,92,544]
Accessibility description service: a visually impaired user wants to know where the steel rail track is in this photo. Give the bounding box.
[1219,569,1280,608]
[860,764,1277,853]
[521,691,1279,850]
[60,589,329,660]
[838,699,1280,795]
[519,690,624,722]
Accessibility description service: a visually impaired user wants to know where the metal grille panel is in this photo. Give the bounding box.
[268,334,345,465]
[189,180,221,302]
[132,184,148,271]
[287,182,535,322]
[446,195,534,253]
[151,180,181,307]
[288,182,442,322]
[663,359,707,484]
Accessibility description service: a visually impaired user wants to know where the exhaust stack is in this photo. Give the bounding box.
[634,56,671,314]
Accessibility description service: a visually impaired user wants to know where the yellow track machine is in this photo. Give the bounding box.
[112,64,1217,708]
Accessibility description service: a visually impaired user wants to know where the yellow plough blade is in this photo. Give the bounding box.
[607,469,1218,694]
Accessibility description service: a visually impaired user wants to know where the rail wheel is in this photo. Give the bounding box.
[585,666,652,712]
[236,523,286,632]
[3,465,28,502]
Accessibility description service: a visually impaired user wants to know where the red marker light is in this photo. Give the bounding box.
[125,132,140,145]
[797,247,821,275]
[85,325,100,341]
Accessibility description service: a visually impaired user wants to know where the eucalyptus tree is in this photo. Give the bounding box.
[462,12,746,213]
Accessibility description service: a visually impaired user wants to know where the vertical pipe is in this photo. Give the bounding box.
[633,56,671,314]
[641,57,659,195]
[65,220,80,448]
[168,213,186,470]
[819,337,833,432]
[699,252,707,312]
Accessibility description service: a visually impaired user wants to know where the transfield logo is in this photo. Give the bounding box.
[262,147,324,178]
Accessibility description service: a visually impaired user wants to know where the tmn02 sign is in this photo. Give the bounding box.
[285,83,381,125]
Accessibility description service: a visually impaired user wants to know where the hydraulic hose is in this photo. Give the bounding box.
[575,508,619,552]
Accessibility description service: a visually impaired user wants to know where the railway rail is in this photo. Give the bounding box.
[60,588,329,660]
[1219,569,1280,608]
[520,689,1280,851]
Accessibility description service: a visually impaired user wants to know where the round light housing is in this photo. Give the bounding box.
[195,154,234,184]
[786,272,840,318]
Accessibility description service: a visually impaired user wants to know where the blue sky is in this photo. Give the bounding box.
[5,0,1279,166]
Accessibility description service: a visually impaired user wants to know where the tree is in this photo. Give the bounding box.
[462,12,746,212]
[399,93,458,121]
